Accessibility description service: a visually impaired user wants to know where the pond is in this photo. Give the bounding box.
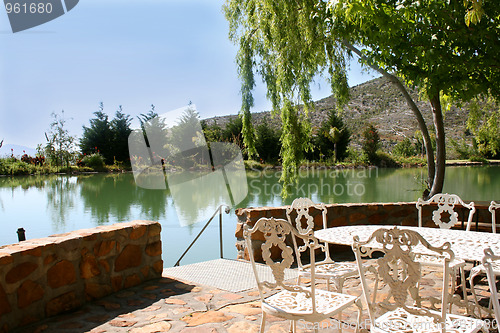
[1,165,499,267]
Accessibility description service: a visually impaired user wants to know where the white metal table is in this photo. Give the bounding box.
[316,225,500,316]
[314,225,500,263]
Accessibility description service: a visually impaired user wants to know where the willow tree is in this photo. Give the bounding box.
[224,0,499,198]
[224,1,349,196]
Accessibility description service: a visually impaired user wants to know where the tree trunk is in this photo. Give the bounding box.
[334,142,338,163]
[429,95,446,197]
[342,41,436,192]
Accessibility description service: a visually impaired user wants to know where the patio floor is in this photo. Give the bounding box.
[13,258,495,333]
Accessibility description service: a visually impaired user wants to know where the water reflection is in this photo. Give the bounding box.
[0,166,499,235]
[46,176,77,229]
[244,166,428,207]
[169,171,231,227]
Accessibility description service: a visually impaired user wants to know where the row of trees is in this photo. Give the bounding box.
[80,103,133,164]
[31,104,136,170]
[201,109,352,164]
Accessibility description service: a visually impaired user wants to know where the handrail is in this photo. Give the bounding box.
[174,204,231,267]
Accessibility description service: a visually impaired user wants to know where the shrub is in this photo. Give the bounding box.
[393,137,416,157]
[255,117,281,163]
[245,159,267,170]
[376,151,401,168]
[82,153,106,171]
[8,161,37,175]
[309,109,350,163]
[221,117,243,144]
[0,159,5,175]
[469,155,489,163]
[450,137,475,160]
[342,147,368,166]
[361,124,380,164]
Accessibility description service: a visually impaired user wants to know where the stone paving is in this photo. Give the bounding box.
[13,261,495,333]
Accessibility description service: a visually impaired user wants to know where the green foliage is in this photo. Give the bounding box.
[82,153,106,171]
[255,116,281,163]
[221,117,243,145]
[225,0,499,196]
[0,158,37,175]
[413,130,425,157]
[279,101,312,197]
[392,138,416,158]
[466,97,500,159]
[469,155,489,163]
[361,124,380,164]
[110,106,132,163]
[80,103,133,164]
[449,137,476,160]
[375,151,401,168]
[224,0,348,196]
[237,39,257,158]
[330,0,499,102]
[170,106,203,148]
[43,110,77,169]
[244,159,267,170]
[80,103,113,162]
[343,147,368,166]
[391,155,427,167]
[137,105,160,143]
[329,0,499,195]
[464,0,485,26]
[201,120,223,143]
[310,109,350,162]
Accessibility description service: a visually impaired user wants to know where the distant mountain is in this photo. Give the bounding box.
[0,144,37,157]
[204,77,487,152]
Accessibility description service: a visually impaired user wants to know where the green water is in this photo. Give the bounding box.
[1,166,499,266]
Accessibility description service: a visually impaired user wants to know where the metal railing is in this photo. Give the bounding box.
[173,204,231,267]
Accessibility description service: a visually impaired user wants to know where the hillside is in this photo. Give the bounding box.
[205,77,475,152]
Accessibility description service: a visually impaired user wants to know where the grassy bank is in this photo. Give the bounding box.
[2,155,496,177]
[244,152,428,171]
[0,157,131,176]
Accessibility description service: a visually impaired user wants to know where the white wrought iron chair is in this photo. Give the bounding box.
[470,201,500,317]
[286,197,370,292]
[352,226,485,333]
[416,193,476,231]
[482,247,500,327]
[416,193,473,312]
[244,217,361,332]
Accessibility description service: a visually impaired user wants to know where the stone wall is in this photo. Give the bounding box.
[234,202,496,260]
[0,220,163,333]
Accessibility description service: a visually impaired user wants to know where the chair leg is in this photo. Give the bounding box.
[449,268,458,313]
[336,277,344,293]
[355,298,363,333]
[260,311,266,333]
[335,277,345,333]
[415,279,423,307]
[290,319,296,333]
[470,268,485,318]
[459,266,470,315]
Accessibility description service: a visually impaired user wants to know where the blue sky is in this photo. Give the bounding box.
[0,0,377,150]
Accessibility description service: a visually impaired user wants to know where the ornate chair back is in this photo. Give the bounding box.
[244,217,320,313]
[286,198,331,269]
[416,193,476,231]
[352,227,455,331]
